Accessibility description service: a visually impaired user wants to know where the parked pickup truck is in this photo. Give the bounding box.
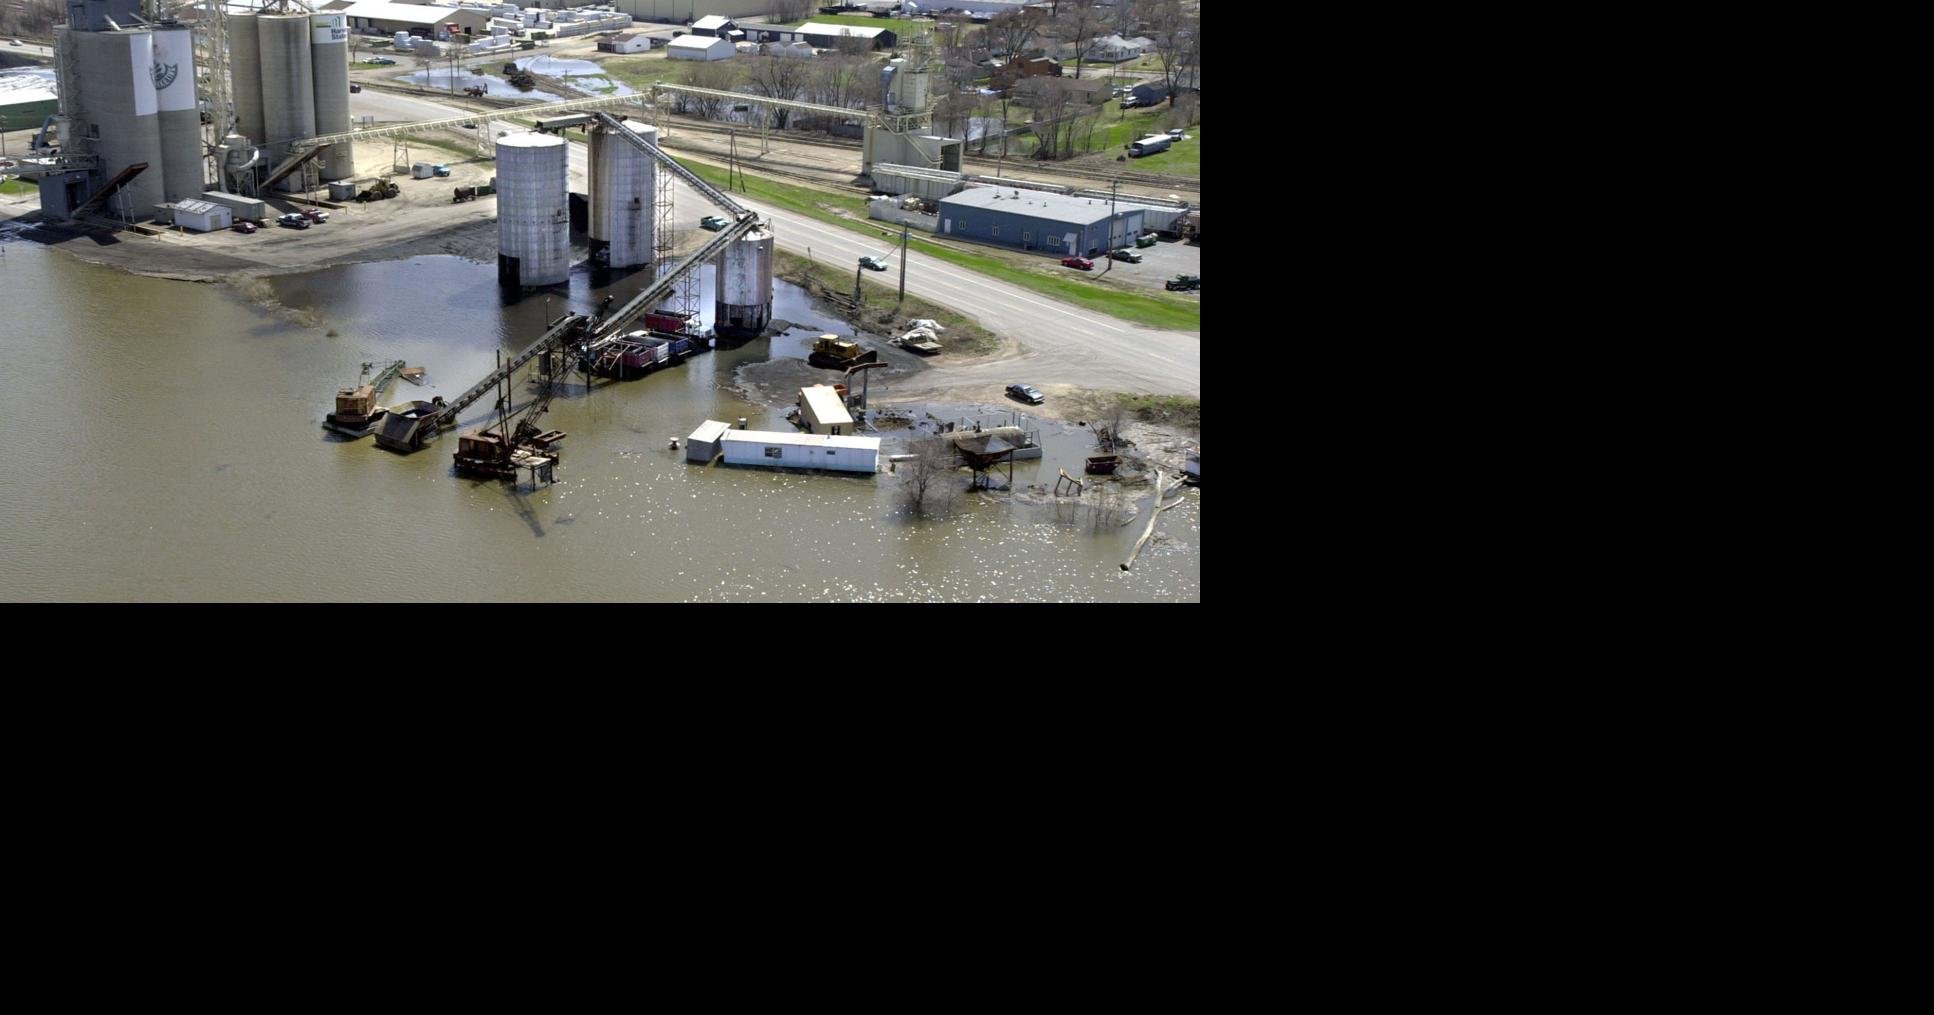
[1165,274,1201,292]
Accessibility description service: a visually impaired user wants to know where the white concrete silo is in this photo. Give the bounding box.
[228,13,264,149]
[257,13,316,192]
[152,23,205,202]
[309,13,354,183]
[64,25,166,215]
[715,226,774,338]
[496,132,571,288]
[588,121,655,270]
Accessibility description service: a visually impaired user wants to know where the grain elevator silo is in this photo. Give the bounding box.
[54,0,166,216]
[228,11,264,153]
[588,121,655,270]
[257,11,315,192]
[309,12,353,182]
[715,226,774,338]
[496,132,571,288]
[152,21,204,202]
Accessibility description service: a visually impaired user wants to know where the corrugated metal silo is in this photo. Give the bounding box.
[309,13,354,182]
[715,226,774,338]
[257,13,316,192]
[228,13,264,150]
[588,121,655,269]
[153,24,204,202]
[496,133,571,288]
[69,27,166,215]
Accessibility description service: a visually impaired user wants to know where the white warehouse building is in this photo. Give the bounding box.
[666,34,734,61]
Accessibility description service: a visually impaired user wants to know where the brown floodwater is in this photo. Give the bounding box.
[0,233,1199,601]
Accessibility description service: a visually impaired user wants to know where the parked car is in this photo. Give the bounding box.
[1166,128,1185,139]
[300,208,329,223]
[1061,256,1093,270]
[367,56,396,65]
[700,215,729,231]
[1109,248,1142,263]
[859,255,889,271]
[1165,274,1201,291]
[9,38,22,46]
[432,165,451,177]
[277,213,311,230]
[231,220,258,234]
[1006,383,1045,405]
[1118,97,1139,108]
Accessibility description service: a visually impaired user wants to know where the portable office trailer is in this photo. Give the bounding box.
[686,419,731,463]
[719,430,879,473]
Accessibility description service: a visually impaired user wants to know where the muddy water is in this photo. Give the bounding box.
[0,236,1199,601]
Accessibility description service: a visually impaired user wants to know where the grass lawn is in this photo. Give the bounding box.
[349,61,390,70]
[0,178,36,196]
[677,156,1200,331]
[603,54,742,91]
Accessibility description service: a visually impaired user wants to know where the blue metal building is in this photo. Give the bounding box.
[937,187,1145,258]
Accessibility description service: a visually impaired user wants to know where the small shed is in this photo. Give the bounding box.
[798,385,855,435]
[719,430,880,473]
[667,34,734,60]
[691,15,737,37]
[172,199,233,232]
[687,419,731,463]
[598,33,651,53]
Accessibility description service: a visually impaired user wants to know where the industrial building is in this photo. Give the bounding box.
[38,0,202,217]
[937,188,1144,258]
[904,0,1036,15]
[689,15,739,39]
[338,1,496,39]
[798,386,854,435]
[719,429,879,473]
[609,0,758,21]
[666,34,733,60]
[0,68,59,132]
[597,33,652,53]
[789,22,896,50]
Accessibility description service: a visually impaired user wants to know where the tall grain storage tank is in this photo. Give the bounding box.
[715,226,773,338]
[258,13,316,192]
[229,13,264,152]
[152,23,204,202]
[69,26,166,215]
[309,13,354,182]
[588,121,655,270]
[496,132,571,288]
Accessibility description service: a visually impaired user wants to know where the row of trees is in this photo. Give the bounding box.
[0,0,60,42]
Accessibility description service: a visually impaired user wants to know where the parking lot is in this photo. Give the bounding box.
[1075,235,1201,295]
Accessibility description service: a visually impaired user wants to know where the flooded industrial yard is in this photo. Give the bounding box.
[0,236,1199,601]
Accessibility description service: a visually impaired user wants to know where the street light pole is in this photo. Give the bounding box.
[897,222,908,303]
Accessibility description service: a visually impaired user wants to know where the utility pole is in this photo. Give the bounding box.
[897,222,908,303]
[1100,177,1117,276]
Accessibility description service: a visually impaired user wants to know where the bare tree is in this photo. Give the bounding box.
[1142,0,1192,105]
[1055,0,1105,79]
[1016,76,1076,159]
[745,55,807,128]
[983,8,1044,63]
[899,438,958,518]
[681,60,738,118]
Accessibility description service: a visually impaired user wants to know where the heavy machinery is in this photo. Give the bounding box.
[453,186,478,203]
[356,182,401,203]
[808,335,879,370]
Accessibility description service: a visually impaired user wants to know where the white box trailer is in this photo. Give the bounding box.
[719,429,879,473]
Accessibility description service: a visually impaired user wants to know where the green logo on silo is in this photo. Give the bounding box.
[153,62,178,91]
